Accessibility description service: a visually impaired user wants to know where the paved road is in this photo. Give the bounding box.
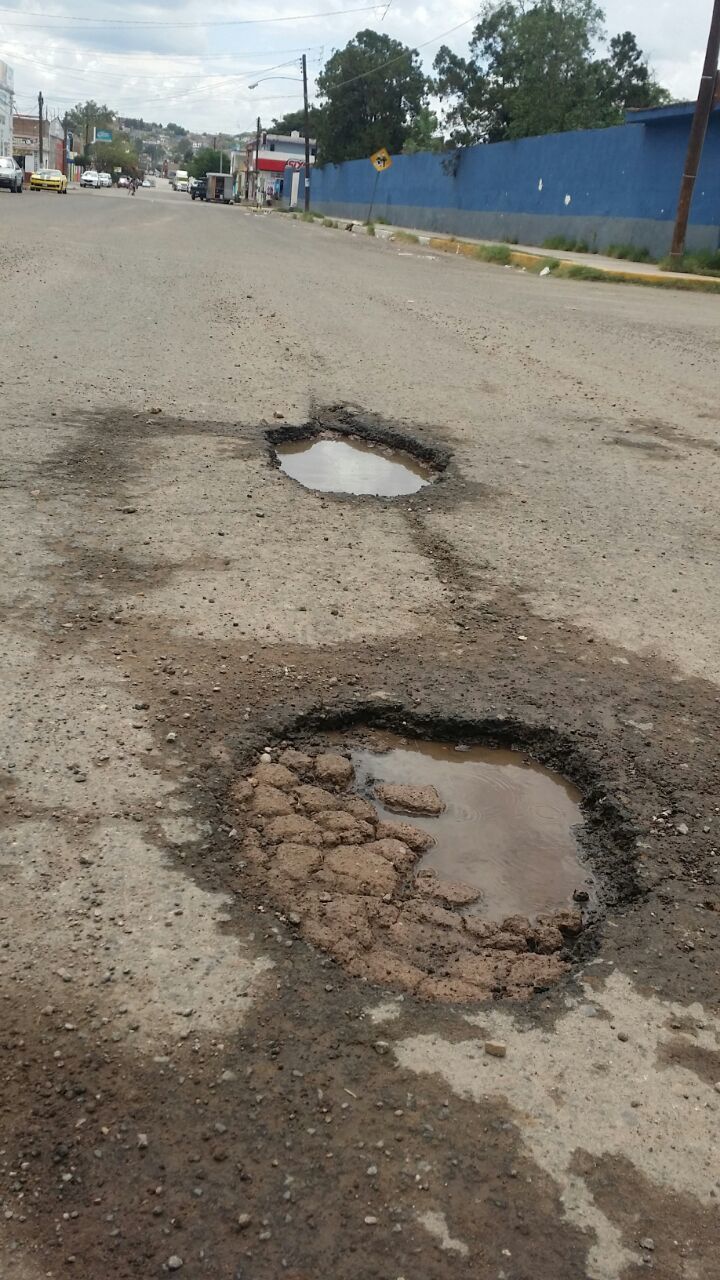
[1,187,719,1280]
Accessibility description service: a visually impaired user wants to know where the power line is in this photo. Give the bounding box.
[7,48,322,84]
[0,2,381,28]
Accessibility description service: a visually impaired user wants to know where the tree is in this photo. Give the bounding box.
[402,107,443,154]
[165,121,188,136]
[67,99,114,151]
[596,31,670,118]
[434,1,669,146]
[315,29,428,164]
[92,133,140,176]
[189,147,222,179]
[271,107,323,137]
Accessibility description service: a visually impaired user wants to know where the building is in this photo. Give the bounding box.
[12,113,64,173]
[244,130,316,203]
[0,58,13,156]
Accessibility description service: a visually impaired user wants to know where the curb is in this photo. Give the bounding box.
[293,214,720,294]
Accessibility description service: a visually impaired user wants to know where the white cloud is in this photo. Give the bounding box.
[0,0,710,133]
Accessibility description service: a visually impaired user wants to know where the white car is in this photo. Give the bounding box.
[80,169,99,187]
[98,172,112,188]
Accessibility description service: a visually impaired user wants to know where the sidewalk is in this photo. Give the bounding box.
[332,217,720,290]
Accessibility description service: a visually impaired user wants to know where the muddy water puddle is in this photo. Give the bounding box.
[349,733,592,919]
[275,435,434,496]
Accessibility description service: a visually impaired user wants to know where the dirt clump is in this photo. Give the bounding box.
[374,780,445,815]
[229,745,589,1003]
[376,817,435,850]
[314,752,354,787]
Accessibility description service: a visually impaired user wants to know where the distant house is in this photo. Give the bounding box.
[244,130,316,202]
[12,113,64,173]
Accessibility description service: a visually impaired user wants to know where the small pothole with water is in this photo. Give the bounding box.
[272,433,437,496]
[228,729,600,1003]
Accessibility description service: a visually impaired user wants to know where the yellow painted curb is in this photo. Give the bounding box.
[424,234,720,293]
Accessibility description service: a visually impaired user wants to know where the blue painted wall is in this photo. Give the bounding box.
[301,111,720,256]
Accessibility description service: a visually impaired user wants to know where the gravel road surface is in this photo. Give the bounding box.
[1,182,719,1280]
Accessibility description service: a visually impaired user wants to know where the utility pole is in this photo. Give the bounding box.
[669,0,720,264]
[38,91,44,166]
[254,115,260,204]
[62,111,69,177]
[302,53,311,213]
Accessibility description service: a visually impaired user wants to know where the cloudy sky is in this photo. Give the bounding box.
[0,0,713,135]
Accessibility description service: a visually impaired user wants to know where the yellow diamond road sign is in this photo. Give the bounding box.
[370,148,392,172]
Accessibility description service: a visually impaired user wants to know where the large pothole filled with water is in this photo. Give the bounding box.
[273,433,436,496]
[229,729,603,1003]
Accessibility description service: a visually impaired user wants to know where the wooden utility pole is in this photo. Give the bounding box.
[38,91,44,166]
[669,0,720,263]
[254,115,260,204]
[302,53,311,213]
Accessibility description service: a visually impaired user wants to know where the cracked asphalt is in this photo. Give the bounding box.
[1,181,719,1280]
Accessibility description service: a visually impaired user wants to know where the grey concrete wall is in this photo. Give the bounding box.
[310,202,719,259]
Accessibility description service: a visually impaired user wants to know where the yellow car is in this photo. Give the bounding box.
[30,168,68,193]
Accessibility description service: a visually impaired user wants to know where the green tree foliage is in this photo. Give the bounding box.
[189,147,222,179]
[402,107,443,154]
[165,121,188,136]
[433,1,669,146]
[118,117,163,132]
[315,29,427,164]
[92,132,140,176]
[67,100,114,151]
[271,107,323,137]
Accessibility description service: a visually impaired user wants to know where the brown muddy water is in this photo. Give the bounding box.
[275,436,434,496]
[349,733,593,919]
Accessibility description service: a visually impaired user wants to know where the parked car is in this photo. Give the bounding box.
[98,172,112,188]
[117,175,129,188]
[191,177,207,201]
[80,169,99,187]
[30,168,68,193]
[0,156,23,193]
[142,178,154,187]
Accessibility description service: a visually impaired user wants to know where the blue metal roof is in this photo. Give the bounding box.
[626,101,720,125]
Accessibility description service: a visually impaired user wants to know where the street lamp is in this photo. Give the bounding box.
[248,56,311,213]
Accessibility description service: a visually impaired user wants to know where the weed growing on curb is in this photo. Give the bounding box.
[474,243,512,265]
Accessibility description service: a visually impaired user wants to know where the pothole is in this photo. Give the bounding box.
[274,433,436,496]
[228,729,607,1003]
[347,732,593,919]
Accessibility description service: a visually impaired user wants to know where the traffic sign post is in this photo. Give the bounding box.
[367,148,392,224]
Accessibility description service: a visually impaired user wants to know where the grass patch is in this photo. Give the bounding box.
[366,221,376,236]
[322,218,337,228]
[374,215,390,225]
[473,243,512,265]
[659,248,720,278]
[559,264,611,282]
[542,234,591,253]
[393,230,420,244]
[301,211,318,222]
[605,243,654,263]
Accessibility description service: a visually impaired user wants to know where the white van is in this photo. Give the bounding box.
[173,169,189,192]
